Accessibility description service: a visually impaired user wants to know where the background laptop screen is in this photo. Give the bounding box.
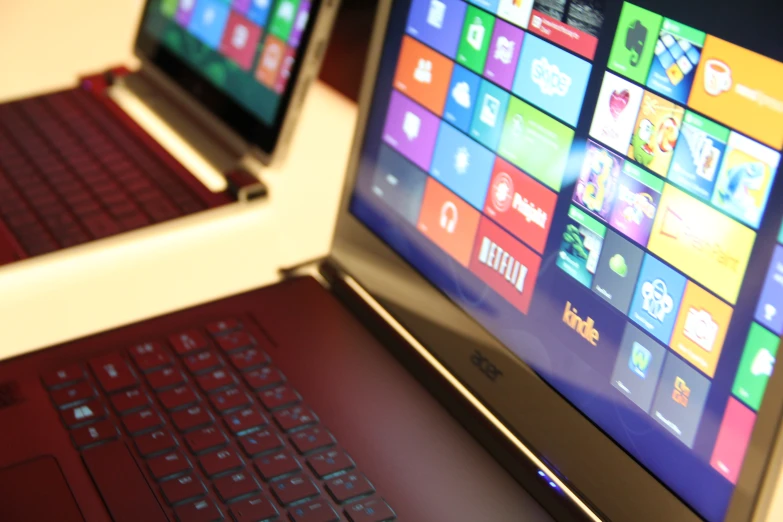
[139,0,313,125]
[350,0,783,520]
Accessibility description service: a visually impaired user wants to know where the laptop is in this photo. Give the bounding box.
[2,0,783,520]
[0,0,340,264]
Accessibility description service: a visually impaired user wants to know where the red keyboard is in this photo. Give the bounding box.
[43,317,395,522]
[0,88,206,257]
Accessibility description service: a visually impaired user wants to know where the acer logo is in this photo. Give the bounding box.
[471,351,503,382]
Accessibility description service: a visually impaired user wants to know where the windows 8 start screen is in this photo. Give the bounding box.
[351,0,783,519]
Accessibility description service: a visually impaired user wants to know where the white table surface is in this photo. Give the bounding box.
[2,2,783,520]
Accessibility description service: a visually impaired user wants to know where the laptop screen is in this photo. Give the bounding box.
[349,0,783,520]
[138,0,314,126]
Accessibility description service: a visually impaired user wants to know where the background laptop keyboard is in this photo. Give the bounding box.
[42,317,395,522]
[0,89,206,257]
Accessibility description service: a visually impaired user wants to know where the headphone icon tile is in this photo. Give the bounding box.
[440,201,458,234]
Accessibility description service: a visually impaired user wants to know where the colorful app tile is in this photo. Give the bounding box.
[556,205,606,288]
[711,132,781,230]
[629,255,687,344]
[188,0,231,50]
[670,282,733,378]
[417,178,482,267]
[668,111,729,201]
[273,46,297,94]
[573,141,622,222]
[609,161,663,246]
[611,324,668,413]
[482,157,557,254]
[648,185,756,305]
[255,35,287,88]
[645,19,705,105]
[710,398,757,485]
[457,6,496,74]
[755,245,783,336]
[381,91,441,173]
[175,0,197,26]
[268,0,301,41]
[498,97,574,192]
[527,0,604,61]
[430,122,496,210]
[483,19,524,90]
[496,0,534,30]
[651,353,711,448]
[779,220,783,245]
[732,323,780,411]
[219,12,263,71]
[161,0,178,18]
[467,0,500,11]
[233,0,252,14]
[689,36,783,150]
[444,65,482,133]
[513,35,592,128]
[247,0,273,27]
[406,0,467,59]
[470,81,511,151]
[372,145,429,226]
[469,217,542,315]
[593,230,645,314]
[288,0,311,48]
[589,72,645,155]
[628,91,685,178]
[607,3,663,84]
[393,36,455,117]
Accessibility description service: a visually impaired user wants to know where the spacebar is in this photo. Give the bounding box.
[82,440,168,522]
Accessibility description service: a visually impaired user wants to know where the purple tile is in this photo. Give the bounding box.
[175,0,197,26]
[382,91,440,173]
[755,245,783,336]
[232,0,252,14]
[483,20,524,90]
[289,0,311,48]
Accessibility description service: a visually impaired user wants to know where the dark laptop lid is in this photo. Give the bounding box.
[134,0,323,157]
[331,0,783,520]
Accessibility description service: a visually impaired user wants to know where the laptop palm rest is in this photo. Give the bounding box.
[0,456,85,522]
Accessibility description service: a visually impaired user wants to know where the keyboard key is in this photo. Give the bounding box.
[307,449,356,479]
[197,369,234,393]
[172,405,213,433]
[89,354,138,393]
[175,498,222,522]
[259,384,301,411]
[274,406,317,433]
[289,499,340,522]
[230,494,279,522]
[271,474,319,506]
[224,407,268,436]
[210,387,251,413]
[159,385,200,411]
[131,347,173,373]
[215,330,255,353]
[239,430,284,458]
[183,351,222,375]
[129,342,166,362]
[230,349,270,372]
[169,330,209,356]
[291,427,335,455]
[199,448,243,477]
[146,367,186,391]
[148,450,191,480]
[214,471,259,502]
[51,381,94,408]
[345,498,396,522]
[161,474,205,505]
[82,213,120,239]
[326,473,375,504]
[134,429,177,457]
[111,388,149,413]
[206,319,241,337]
[185,425,227,454]
[254,451,301,481]
[61,399,105,427]
[71,419,117,448]
[42,364,84,389]
[122,408,163,435]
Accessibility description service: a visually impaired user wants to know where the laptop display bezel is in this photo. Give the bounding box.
[133,0,323,161]
[328,1,783,521]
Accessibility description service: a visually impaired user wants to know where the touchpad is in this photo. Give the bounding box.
[0,456,85,522]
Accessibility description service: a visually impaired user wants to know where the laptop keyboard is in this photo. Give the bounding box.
[0,88,206,257]
[42,317,395,522]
